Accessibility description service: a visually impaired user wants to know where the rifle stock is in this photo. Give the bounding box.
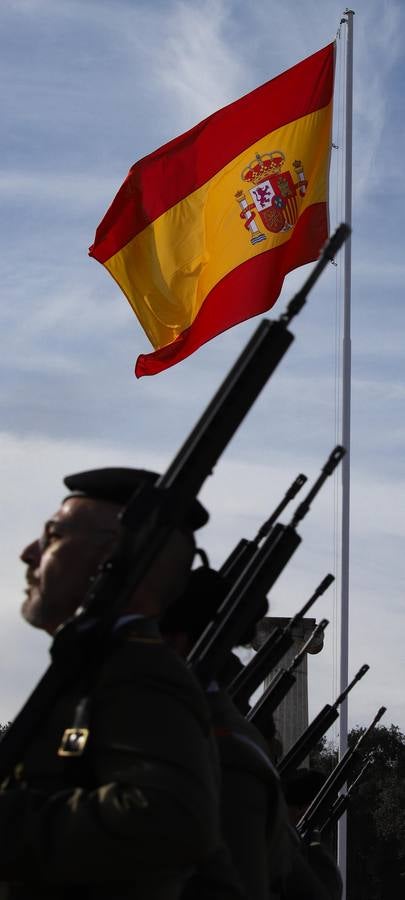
[219,474,307,582]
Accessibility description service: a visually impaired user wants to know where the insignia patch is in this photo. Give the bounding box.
[235,151,307,244]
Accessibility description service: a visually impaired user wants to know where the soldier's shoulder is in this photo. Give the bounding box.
[209,690,280,783]
[95,619,212,731]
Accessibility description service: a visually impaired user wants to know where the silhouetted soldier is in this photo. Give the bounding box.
[162,566,289,900]
[281,768,343,900]
[0,468,221,900]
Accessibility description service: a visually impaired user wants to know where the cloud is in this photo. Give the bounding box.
[352,1,403,198]
[143,0,246,128]
[0,171,117,211]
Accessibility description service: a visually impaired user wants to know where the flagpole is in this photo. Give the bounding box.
[338,9,354,899]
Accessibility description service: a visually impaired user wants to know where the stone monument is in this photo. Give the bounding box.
[253,616,325,758]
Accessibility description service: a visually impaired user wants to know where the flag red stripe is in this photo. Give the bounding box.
[135,203,327,377]
[90,44,334,264]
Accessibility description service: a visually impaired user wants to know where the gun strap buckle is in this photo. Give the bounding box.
[58,727,90,757]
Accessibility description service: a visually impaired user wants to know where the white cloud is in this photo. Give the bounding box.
[144,0,246,127]
[0,171,118,210]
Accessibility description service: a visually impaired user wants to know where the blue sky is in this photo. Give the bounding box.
[1,0,404,738]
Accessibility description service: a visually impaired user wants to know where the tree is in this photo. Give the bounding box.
[311,724,405,899]
[310,735,338,775]
[346,723,405,900]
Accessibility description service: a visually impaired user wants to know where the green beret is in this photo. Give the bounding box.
[63,467,208,531]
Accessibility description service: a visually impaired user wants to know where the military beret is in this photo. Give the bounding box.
[282,768,326,806]
[160,566,226,642]
[161,564,268,648]
[63,467,209,531]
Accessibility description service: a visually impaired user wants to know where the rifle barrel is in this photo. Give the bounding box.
[288,618,329,675]
[219,474,307,582]
[190,445,344,686]
[229,576,333,705]
[280,223,350,326]
[255,474,307,544]
[189,522,301,683]
[320,759,372,834]
[247,620,328,728]
[297,707,386,839]
[278,664,370,777]
[290,447,345,529]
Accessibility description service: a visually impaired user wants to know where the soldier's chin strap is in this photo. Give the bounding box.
[194,548,210,568]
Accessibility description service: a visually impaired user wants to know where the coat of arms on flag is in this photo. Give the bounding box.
[236,152,308,243]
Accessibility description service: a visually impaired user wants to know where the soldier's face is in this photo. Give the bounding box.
[20,496,121,634]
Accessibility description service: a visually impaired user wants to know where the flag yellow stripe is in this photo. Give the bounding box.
[105,104,331,351]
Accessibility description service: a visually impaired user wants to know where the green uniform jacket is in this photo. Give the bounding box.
[0,621,221,900]
[279,827,343,900]
[181,843,248,900]
[208,689,289,900]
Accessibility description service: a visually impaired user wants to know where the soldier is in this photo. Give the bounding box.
[0,468,221,900]
[162,569,343,900]
[161,566,289,900]
[280,769,343,900]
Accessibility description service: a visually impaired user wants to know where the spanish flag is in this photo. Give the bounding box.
[89,43,334,377]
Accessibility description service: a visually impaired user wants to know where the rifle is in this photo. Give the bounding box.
[0,225,349,781]
[319,759,372,835]
[247,618,329,731]
[297,706,386,841]
[219,473,307,582]
[278,664,370,778]
[188,447,344,684]
[228,574,334,706]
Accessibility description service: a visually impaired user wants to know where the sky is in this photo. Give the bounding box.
[0,0,404,740]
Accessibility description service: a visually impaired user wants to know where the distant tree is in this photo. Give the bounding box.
[308,724,405,898]
[0,722,10,739]
[310,735,338,775]
[346,723,405,900]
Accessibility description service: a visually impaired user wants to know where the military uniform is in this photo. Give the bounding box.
[0,620,220,899]
[280,827,343,900]
[208,688,289,900]
[182,844,248,899]
[279,769,343,900]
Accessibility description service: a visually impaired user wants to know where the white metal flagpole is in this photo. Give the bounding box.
[338,9,354,899]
